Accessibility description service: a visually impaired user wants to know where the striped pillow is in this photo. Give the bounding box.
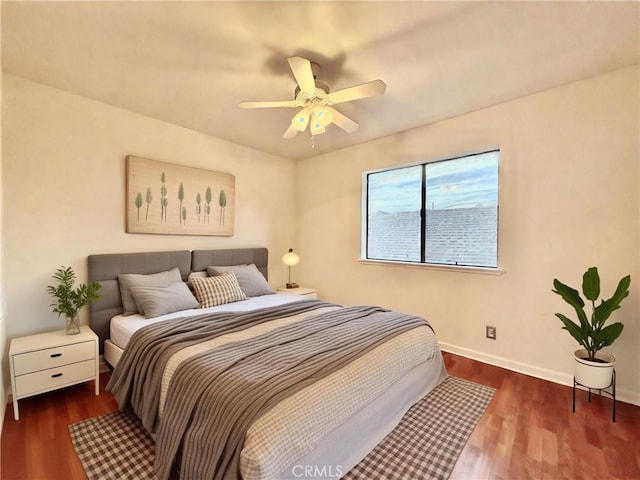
[190,271,247,308]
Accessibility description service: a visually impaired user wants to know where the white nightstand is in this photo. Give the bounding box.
[9,325,99,420]
[277,287,318,299]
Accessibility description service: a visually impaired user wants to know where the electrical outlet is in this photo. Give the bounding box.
[486,325,497,340]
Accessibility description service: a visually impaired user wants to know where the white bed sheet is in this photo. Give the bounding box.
[109,293,307,350]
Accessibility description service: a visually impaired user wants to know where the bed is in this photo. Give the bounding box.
[88,248,447,480]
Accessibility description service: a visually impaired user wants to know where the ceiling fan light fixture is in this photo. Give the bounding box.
[310,120,326,136]
[314,107,333,127]
[292,109,311,132]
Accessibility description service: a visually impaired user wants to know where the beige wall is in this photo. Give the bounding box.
[1,74,296,363]
[295,65,640,405]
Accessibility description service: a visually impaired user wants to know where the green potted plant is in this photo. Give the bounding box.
[552,267,631,388]
[47,266,101,335]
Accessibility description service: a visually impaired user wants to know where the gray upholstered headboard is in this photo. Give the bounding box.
[88,248,269,353]
[191,248,268,279]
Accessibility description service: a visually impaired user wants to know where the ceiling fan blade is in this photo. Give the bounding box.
[288,56,316,95]
[283,124,298,139]
[239,100,297,109]
[327,79,386,105]
[326,107,359,133]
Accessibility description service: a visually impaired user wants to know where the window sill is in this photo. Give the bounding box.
[358,259,505,276]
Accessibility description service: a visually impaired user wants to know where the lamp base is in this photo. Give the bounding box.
[286,282,299,289]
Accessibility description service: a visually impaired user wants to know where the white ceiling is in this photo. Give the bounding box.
[2,1,639,160]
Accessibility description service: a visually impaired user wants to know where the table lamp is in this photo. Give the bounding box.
[282,248,300,288]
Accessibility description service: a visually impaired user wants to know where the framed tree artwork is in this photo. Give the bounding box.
[126,156,235,236]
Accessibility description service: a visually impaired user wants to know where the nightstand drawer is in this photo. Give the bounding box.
[12,341,95,376]
[14,359,96,398]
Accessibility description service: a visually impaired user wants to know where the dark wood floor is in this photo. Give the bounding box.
[1,353,639,479]
[445,353,640,480]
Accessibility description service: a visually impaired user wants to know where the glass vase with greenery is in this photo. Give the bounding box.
[47,266,101,335]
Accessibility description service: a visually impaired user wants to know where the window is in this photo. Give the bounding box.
[363,149,499,268]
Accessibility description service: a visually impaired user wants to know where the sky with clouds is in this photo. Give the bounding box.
[367,150,499,212]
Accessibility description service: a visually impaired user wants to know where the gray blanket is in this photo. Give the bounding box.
[107,300,431,480]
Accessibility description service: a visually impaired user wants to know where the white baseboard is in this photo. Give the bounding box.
[439,342,640,407]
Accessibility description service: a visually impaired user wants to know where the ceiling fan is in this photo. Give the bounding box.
[239,56,386,139]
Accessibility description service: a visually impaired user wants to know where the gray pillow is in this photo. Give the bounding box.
[130,282,199,319]
[206,264,274,297]
[118,267,183,315]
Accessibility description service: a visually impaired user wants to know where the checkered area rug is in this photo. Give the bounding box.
[343,376,494,479]
[69,376,494,480]
[69,408,156,479]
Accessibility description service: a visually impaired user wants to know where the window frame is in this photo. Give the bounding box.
[360,148,502,273]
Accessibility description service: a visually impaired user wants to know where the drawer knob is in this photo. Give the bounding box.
[50,353,62,358]
[51,373,63,378]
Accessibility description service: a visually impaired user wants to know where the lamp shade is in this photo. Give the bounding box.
[291,109,311,132]
[282,248,300,267]
[315,107,333,127]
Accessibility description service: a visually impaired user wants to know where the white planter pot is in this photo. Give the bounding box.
[574,349,615,389]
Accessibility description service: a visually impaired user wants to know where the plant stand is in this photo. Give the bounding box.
[573,369,616,422]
